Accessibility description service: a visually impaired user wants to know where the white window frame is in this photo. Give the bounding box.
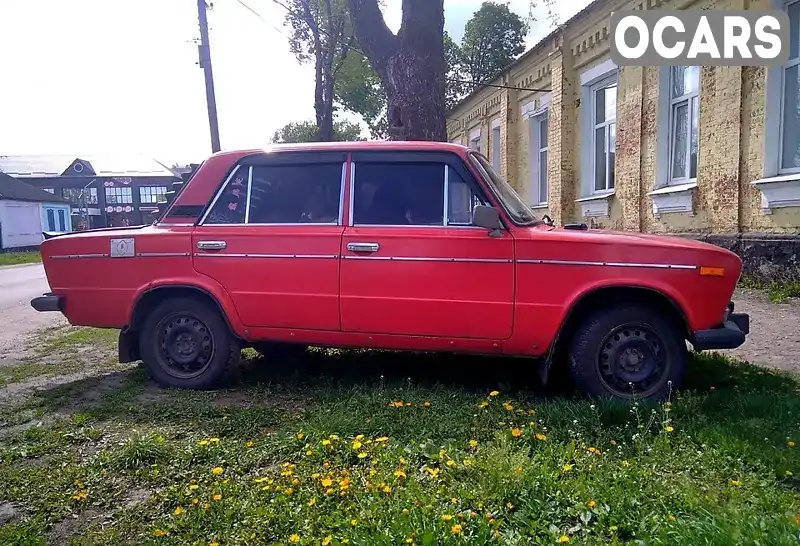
[590,75,618,193]
[530,111,549,206]
[469,128,481,153]
[491,118,502,170]
[655,66,700,188]
[579,59,618,199]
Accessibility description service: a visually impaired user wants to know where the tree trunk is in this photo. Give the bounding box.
[347,0,446,141]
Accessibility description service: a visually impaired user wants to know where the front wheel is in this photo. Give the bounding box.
[568,304,687,400]
[139,297,240,389]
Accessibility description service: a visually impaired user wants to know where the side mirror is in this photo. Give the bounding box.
[472,205,502,230]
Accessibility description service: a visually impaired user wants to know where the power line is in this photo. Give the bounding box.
[449,79,551,93]
[232,0,286,36]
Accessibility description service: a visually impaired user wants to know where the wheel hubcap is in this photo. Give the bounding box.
[158,314,214,379]
[597,324,669,397]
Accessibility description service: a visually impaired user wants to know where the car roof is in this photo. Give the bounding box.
[209,140,472,161]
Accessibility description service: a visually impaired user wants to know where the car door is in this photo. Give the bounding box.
[192,151,346,330]
[339,150,515,340]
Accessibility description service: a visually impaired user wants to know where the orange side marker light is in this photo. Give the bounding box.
[699,266,725,277]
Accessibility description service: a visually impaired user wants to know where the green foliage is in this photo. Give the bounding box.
[0,251,41,266]
[270,119,364,143]
[1,339,799,544]
[739,274,800,303]
[461,2,529,87]
[333,52,387,139]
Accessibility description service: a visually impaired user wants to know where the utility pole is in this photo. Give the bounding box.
[196,0,221,153]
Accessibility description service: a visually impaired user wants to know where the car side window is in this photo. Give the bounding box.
[353,162,445,226]
[447,166,487,226]
[204,168,250,225]
[248,163,343,224]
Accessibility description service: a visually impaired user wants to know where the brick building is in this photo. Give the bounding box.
[0,155,179,230]
[446,0,800,279]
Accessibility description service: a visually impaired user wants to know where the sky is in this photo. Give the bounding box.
[0,0,592,166]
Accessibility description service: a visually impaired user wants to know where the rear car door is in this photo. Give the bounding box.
[192,151,346,330]
[339,150,515,339]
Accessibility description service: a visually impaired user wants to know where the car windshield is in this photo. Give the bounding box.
[468,152,538,225]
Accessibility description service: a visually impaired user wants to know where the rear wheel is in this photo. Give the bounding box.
[139,297,240,389]
[567,304,687,400]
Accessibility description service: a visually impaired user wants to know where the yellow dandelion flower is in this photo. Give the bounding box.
[786,470,794,476]
[425,467,440,478]
[511,428,522,438]
[399,457,407,465]
[587,500,596,509]
[209,438,220,443]
[321,478,333,487]
[307,498,316,506]
[211,467,223,475]
[515,466,522,473]
[352,440,362,450]
[189,484,199,490]
[463,458,473,467]
[478,401,489,408]
[212,494,222,501]
[535,433,547,441]
[306,449,313,456]
[402,508,410,515]
[424,401,431,407]
[489,390,500,397]
[153,529,168,537]
[351,519,358,526]
[394,469,407,479]
[665,425,674,433]
[503,402,514,411]
[446,459,456,467]
[383,485,392,493]
[376,436,389,443]
[789,441,796,447]
[558,535,570,543]
[668,515,676,521]
[246,441,254,447]
[609,525,618,532]
[357,452,368,459]
[210,542,219,546]
[173,506,184,516]
[563,463,573,472]
[610,440,617,445]
[439,449,447,458]
[322,536,333,545]
[588,447,600,454]
[289,534,300,543]
[297,432,304,440]
[405,401,412,406]
[442,514,453,521]
[322,439,331,446]
[451,524,463,535]
[451,497,458,504]
[192,498,199,505]
[392,401,404,408]
[730,480,741,487]
[469,439,478,448]
[199,440,209,446]
[528,409,536,415]
[507,502,514,510]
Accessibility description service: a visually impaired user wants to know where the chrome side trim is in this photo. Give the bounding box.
[158,223,195,227]
[189,222,340,227]
[343,255,512,263]
[137,252,191,257]
[517,259,697,270]
[192,253,338,259]
[197,165,242,225]
[442,164,449,225]
[50,253,109,259]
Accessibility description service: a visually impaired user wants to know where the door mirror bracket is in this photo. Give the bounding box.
[472,205,503,237]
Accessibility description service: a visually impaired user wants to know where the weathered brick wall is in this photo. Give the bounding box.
[446,0,800,275]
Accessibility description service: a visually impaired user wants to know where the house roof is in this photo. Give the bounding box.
[0,172,70,203]
[0,154,176,178]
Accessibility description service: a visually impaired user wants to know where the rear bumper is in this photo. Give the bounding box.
[30,293,63,313]
[692,301,749,351]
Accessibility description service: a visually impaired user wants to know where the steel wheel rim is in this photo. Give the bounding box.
[596,322,670,398]
[157,312,215,379]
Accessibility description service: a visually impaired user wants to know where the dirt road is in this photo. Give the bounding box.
[0,263,66,364]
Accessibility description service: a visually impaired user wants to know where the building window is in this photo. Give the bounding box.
[469,129,481,152]
[667,66,700,183]
[57,209,66,232]
[529,111,549,205]
[46,209,55,231]
[43,188,54,194]
[779,0,800,172]
[105,186,133,204]
[491,120,501,170]
[62,187,98,204]
[591,77,617,192]
[139,186,168,204]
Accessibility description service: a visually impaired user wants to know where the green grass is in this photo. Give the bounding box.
[0,343,798,545]
[0,251,41,267]
[739,274,800,303]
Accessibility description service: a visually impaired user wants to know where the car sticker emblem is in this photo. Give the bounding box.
[110,238,135,258]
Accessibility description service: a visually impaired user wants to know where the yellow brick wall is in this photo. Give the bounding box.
[446,0,800,236]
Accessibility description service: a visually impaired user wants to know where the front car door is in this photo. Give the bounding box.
[192,151,346,330]
[339,150,515,340]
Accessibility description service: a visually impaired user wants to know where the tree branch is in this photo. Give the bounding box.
[347,0,396,72]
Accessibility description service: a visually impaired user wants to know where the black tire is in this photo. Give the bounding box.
[139,297,240,389]
[568,304,687,400]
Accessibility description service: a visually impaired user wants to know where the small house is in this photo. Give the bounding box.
[0,172,72,250]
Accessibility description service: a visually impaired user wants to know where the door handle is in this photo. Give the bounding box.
[347,242,380,253]
[197,240,227,250]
